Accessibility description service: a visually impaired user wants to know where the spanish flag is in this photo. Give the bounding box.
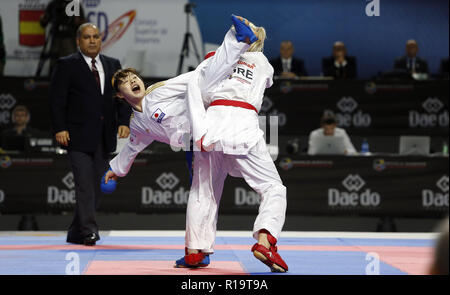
[19,10,45,47]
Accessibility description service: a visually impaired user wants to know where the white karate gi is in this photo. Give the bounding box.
[185,51,287,253]
[109,28,249,177]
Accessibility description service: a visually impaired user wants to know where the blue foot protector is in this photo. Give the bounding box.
[231,14,258,44]
[175,254,210,268]
[100,167,116,194]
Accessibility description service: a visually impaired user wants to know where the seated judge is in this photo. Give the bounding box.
[307,114,356,155]
[1,105,40,151]
[394,39,429,74]
[322,41,357,79]
[270,41,307,78]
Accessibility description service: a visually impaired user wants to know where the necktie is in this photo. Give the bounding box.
[283,60,289,72]
[91,58,100,88]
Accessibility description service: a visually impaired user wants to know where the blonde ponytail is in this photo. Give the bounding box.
[247,23,266,52]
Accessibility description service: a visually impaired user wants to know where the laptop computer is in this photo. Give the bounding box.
[312,136,347,155]
[399,136,430,155]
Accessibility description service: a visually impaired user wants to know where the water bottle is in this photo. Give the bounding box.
[443,142,449,156]
[361,138,370,155]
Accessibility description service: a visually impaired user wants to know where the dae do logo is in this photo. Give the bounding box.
[422,175,449,209]
[47,172,76,205]
[328,174,380,207]
[325,97,372,128]
[235,187,261,206]
[141,172,189,206]
[409,97,449,128]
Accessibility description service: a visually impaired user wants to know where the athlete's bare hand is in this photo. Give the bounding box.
[118,125,130,138]
[104,170,118,184]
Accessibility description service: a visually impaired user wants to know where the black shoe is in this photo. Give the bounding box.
[84,233,100,246]
[67,235,84,245]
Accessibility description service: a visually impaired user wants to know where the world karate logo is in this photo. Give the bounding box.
[0,156,12,169]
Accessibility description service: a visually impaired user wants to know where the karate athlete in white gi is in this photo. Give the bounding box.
[184,18,289,273]
[105,16,253,177]
[102,15,262,264]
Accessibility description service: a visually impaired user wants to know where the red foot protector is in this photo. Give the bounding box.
[175,247,210,268]
[251,231,289,272]
[184,252,209,267]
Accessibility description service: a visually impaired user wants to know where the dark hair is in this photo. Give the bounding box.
[320,114,337,125]
[12,105,30,115]
[112,68,144,93]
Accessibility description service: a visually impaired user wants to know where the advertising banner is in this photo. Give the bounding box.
[1,0,204,77]
[261,80,449,136]
[0,153,448,218]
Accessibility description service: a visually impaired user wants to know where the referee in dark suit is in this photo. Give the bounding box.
[50,23,131,246]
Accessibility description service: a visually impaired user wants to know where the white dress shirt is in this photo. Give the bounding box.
[80,51,105,95]
[281,57,292,72]
[334,59,348,68]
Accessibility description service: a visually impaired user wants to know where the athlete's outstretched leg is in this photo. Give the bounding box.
[226,138,288,272]
[176,151,227,267]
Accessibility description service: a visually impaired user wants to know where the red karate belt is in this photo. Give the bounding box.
[209,99,258,113]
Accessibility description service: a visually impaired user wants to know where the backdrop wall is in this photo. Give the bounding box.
[193,0,449,78]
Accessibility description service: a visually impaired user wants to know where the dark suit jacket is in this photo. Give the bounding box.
[270,57,308,77]
[394,56,429,74]
[440,58,449,75]
[322,56,357,79]
[50,52,131,153]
